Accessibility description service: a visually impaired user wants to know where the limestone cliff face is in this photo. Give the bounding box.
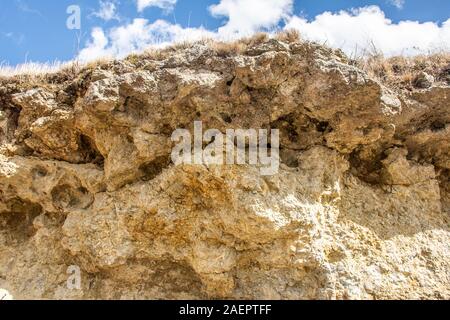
[0,39,449,300]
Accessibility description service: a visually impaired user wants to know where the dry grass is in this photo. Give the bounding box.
[357,52,450,89]
[0,61,67,78]
[1,32,448,92]
[210,33,269,57]
[274,29,301,44]
[210,41,248,57]
[210,30,299,57]
[0,57,114,86]
[0,61,83,86]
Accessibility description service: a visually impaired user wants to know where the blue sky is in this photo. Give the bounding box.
[1,0,449,65]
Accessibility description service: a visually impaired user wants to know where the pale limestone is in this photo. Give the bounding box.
[0,40,449,300]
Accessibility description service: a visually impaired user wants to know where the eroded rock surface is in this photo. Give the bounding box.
[0,40,449,299]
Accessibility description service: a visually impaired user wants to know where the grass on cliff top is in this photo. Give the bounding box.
[1,30,449,91]
[356,51,450,90]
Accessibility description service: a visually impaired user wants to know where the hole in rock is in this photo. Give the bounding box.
[0,198,42,244]
[79,134,105,166]
[316,121,330,133]
[32,166,48,178]
[220,113,233,124]
[431,120,446,132]
[226,78,234,86]
[51,184,94,211]
[140,156,171,182]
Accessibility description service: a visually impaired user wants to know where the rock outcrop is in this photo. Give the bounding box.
[0,39,449,299]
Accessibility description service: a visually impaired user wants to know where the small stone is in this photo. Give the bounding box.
[413,71,434,88]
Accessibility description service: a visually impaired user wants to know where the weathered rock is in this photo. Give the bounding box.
[413,71,435,89]
[0,39,449,300]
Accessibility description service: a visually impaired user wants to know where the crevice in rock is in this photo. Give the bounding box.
[431,120,446,132]
[280,148,300,168]
[140,155,171,182]
[78,134,105,167]
[438,169,450,214]
[220,113,233,124]
[226,76,235,87]
[315,120,330,133]
[0,106,21,143]
[0,198,42,245]
[117,95,149,120]
[51,184,94,211]
[348,146,388,184]
[271,113,300,143]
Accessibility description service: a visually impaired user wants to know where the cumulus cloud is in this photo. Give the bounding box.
[136,0,177,12]
[93,1,120,21]
[209,0,293,37]
[78,19,213,61]
[78,3,450,62]
[78,27,110,61]
[285,6,450,56]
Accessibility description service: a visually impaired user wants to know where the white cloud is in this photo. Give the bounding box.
[79,0,295,61]
[78,27,110,61]
[93,1,120,21]
[78,4,450,62]
[136,0,177,12]
[78,19,213,61]
[388,0,405,9]
[209,0,293,37]
[285,6,450,56]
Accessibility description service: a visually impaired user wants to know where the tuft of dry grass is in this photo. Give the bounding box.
[210,41,248,57]
[0,57,114,86]
[210,33,269,57]
[235,32,269,47]
[0,61,67,78]
[356,51,450,90]
[0,60,82,86]
[274,29,301,44]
